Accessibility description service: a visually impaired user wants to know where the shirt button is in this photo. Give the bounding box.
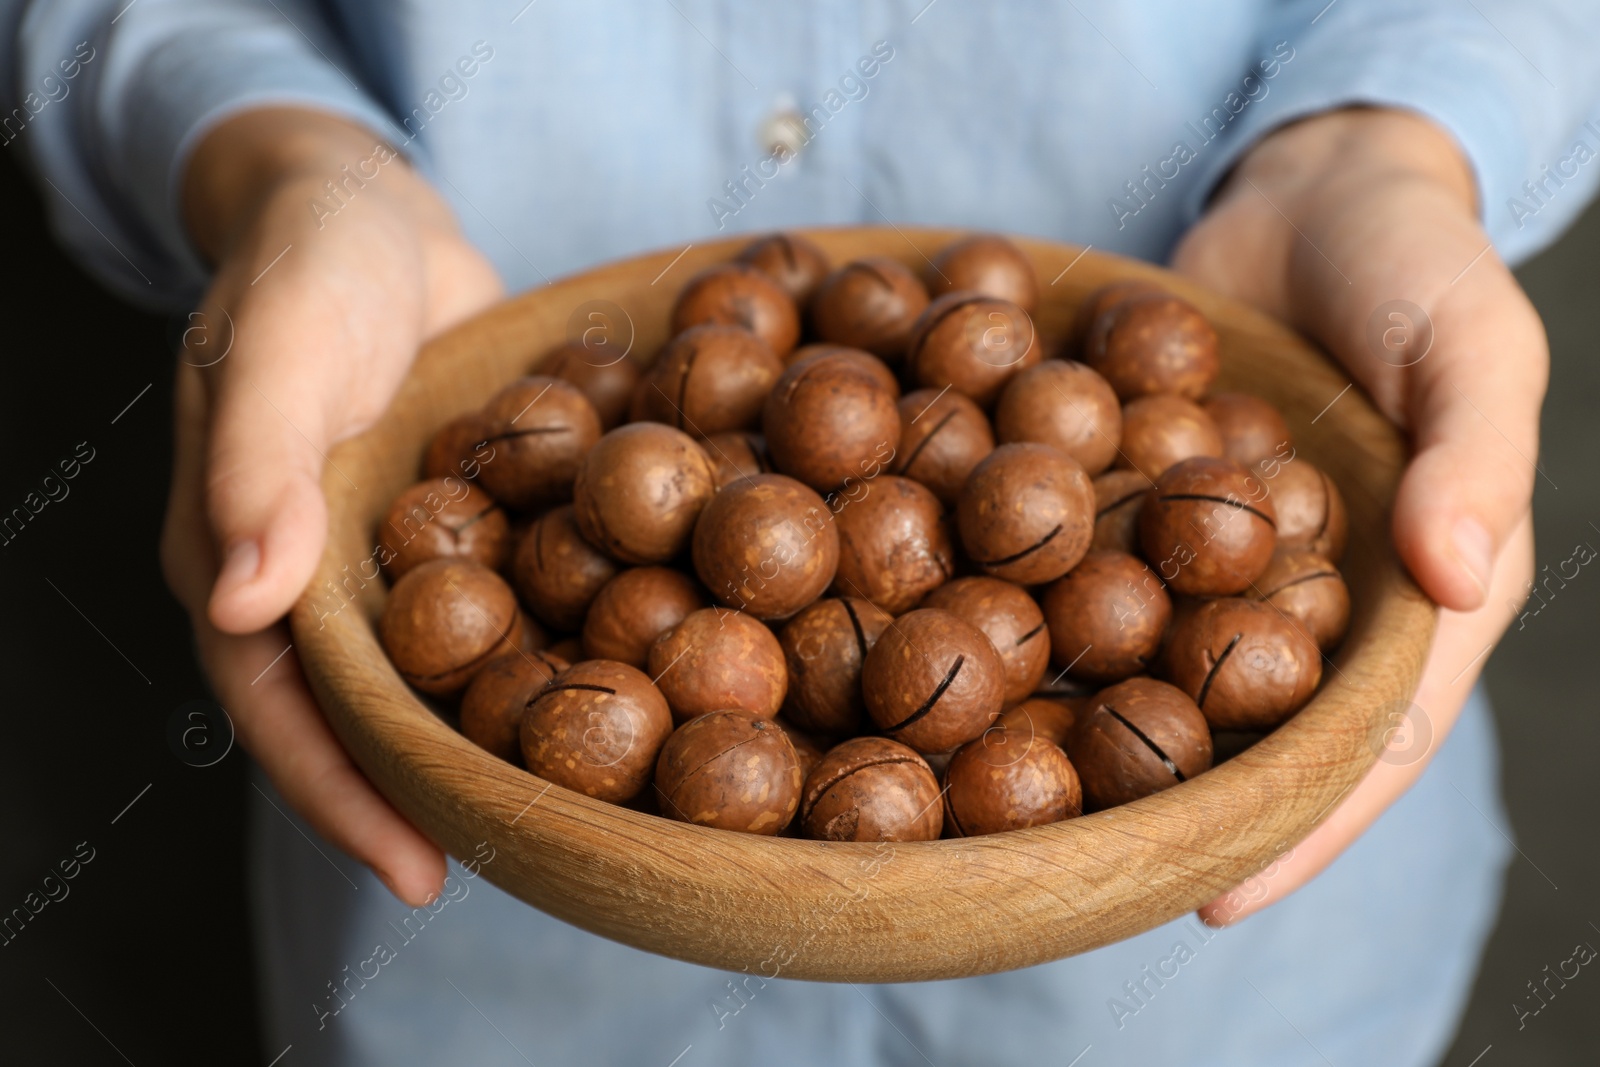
[760,93,809,163]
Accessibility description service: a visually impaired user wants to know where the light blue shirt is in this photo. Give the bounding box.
[2,3,1579,1063]
[5,1,1600,304]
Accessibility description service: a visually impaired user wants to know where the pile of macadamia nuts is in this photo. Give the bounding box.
[376,232,1350,842]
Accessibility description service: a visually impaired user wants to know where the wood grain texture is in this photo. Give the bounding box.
[288,228,1435,982]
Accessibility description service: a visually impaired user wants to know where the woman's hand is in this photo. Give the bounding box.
[1171,108,1543,924]
[161,108,503,905]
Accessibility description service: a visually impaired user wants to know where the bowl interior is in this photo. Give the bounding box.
[290,227,1434,982]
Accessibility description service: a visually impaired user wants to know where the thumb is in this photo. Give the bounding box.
[205,356,333,634]
[1388,280,1547,613]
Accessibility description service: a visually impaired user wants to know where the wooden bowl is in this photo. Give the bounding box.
[290,228,1434,982]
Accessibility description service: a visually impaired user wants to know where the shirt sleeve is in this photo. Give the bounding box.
[1,0,406,308]
[1180,0,1600,265]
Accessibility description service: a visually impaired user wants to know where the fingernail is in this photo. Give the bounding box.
[1451,518,1493,600]
[213,539,261,600]
[374,868,401,899]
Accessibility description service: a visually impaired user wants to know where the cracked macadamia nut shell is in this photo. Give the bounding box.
[830,476,954,615]
[763,350,901,494]
[905,292,1041,408]
[1140,456,1277,597]
[994,360,1122,476]
[811,257,930,360]
[636,324,784,437]
[736,232,831,308]
[1069,677,1212,810]
[380,558,524,697]
[379,478,510,581]
[520,659,673,804]
[1065,279,1164,358]
[648,607,788,724]
[1258,456,1349,563]
[511,505,619,632]
[1084,291,1219,401]
[777,597,893,736]
[459,649,569,765]
[957,442,1094,585]
[1117,394,1223,479]
[1165,597,1322,731]
[862,608,1006,754]
[894,388,995,507]
[943,725,1082,837]
[1041,551,1170,684]
[1090,469,1153,554]
[1248,549,1351,651]
[670,262,801,357]
[925,234,1039,312]
[920,576,1049,708]
[582,567,707,668]
[800,737,943,842]
[475,375,603,512]
[654,711,802,834]
[700,431,769,488]
[536,342,641,431]
[573,421,718,564]
[692,474,840,620]
[1203,392,1293,468]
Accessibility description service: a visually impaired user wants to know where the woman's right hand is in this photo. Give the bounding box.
[161,108,504,905]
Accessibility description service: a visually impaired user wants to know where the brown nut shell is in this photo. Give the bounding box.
[670,262,800,357]
[1091,469,1153,553]
[459,649,569,764]
[763,350,901,493]
[638,324,784,437]
[944,726,1082,836]
[573,422,718,564]
[380,559,523,697]
[862,609,1006,754]
[1117,394,1223,479]
[957,442,1094,585]
[536,342,641,430]
[830,476,954,614]
[1065,279,1164,359]
[654,711,801,834]
[926,234,1039,312]
[700,431,769,488]
[648,607,788,724]
[692,474,840,620]
[1041,551,1170,683]
[1084,291,1219,401]
[1258,456,1348,563]
[379,478,510,581]
[1140,456,1277,597]
[905,292,1041,408]
[520,659,674,803]
[1202,392,1292,468]
[476,375,603,511]
[511,505,620,632]
[422,412,494,481]
[1069,677,1212,810]
[994,360,1122,475]
[811,256,930,361]
[1248,549,1351,651]
[736,232,831,308]
[777,597,893,736]
[920,576,1049,708]
[893,388,995,507]
[995,697,1082,749]
[800,737,943,842]
[1165,597,1322,730]
[582,567,707,668]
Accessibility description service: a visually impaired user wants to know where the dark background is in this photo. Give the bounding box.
[0,148,1595,1064]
